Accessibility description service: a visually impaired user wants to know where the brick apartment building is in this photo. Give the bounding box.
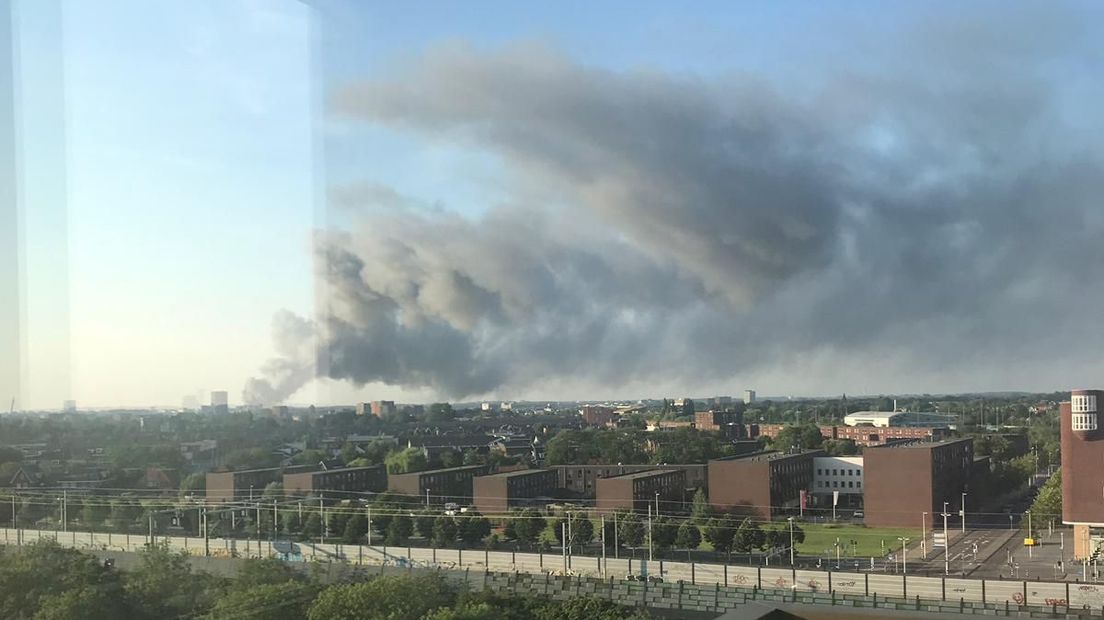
[862,438,974,528]
[283,465,387,498]
[387,464,490,504]
[708,450,821,518]
[552,464,707,497]
[747,423,948,447]
[596,469,686,514]
[206,467,282,503]
[695,409,746,438]
[1061,389,1104,559]
[581,405,616,427]
[472,469,558,514]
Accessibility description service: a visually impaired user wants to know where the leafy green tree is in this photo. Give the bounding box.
[306,574,455,620]
[675,522,701,551]
[426,403,455,424]
[1029,471,1062,525]
[124,542,220,619]
[344,514,369,543]
[703,516,737,554]
[533,597,650,620]
[432,515,458,546]
[233,558,304,590]
[386,515,413,545]
[458,512,491,546]
[81,499,109,529]
[179,472,206,498]
[385,448,428,474]
[0,541,131,619]
[553,513,594,547]
[772,423,825,450]
[301,513,322,539]
[205,581,319,620]
[734,518,765,552]
[651,517,678,552]
[506,509,545,547]
[616,512,644,548]
[438,449,462,468]
[690,489,711,523]
[415,510,437,539]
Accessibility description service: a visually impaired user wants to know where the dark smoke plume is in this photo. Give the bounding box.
[245,7,1104,404]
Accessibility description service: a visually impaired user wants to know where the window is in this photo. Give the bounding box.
[1073,413,1097,431]
[1073,394,1097,413]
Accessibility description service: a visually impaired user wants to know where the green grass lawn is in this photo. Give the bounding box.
[795,524,920,558]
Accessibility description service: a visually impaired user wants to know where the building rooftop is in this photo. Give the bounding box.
[599,468,680,480]
[475,468,553,479]
[392,464,487,476]
[711,449,822,463]
[868,437,971,450]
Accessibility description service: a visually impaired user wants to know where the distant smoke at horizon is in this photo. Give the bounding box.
[244,7,1104,405]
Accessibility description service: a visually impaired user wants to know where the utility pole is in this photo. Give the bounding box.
[272,499,278,541]
[426,488,431,508]
[202,505,209,557]
[61,490,67,532]
[367,506,372,546]
[561,522,567,573]
[647,504,653,563]
[655,491,660,517]
[319,498,325,545]
[898,537,910,574]
[922,512,928,559]
[788,517,795,566]
[942,502,950,575]
[614,512,619,559]
[600,515,606,576]
[961,492,967,532]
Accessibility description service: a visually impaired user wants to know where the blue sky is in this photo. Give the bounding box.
[11,0,1101,408]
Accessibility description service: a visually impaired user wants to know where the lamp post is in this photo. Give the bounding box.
[655,491,660,517]
[788,517,795,566]
[647,504,654,563]
[942,502,950,575]
[425,488,431,508]
[898,537,910,574]
[960,492,967,532]
[922,512,928,559]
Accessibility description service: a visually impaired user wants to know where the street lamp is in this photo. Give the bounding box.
[898,537,910,574]
[960,492,967,532]
[942,501,950,575]
[425,488,431,508]
[655,491,660,517]
[787,517,795,566]
[922,512,928,559]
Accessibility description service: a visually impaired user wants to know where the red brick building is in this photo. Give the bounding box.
[595,469,685,514]
[707,450,821,518]
[1061,389,1104,559]
[862,438,973,528]
[746,423,947,446]
[472,469,558,514]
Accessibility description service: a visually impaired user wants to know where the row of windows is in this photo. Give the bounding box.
[1073,413,1098,431]
[817,480,861,489]
[816,468,861,476]
[1073,394,1097,413]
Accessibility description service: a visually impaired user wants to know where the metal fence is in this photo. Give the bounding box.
[2,526,1099,612]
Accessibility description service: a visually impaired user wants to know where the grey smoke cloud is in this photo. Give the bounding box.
[245,8,1104,404]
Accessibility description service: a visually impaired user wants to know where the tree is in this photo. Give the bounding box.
[306,574,455,620]
[415,510,437,539]
[301,513,322,539]
[234,558,304,589]
[81,499,109,529]
[651,517,678,552]
[764,527,785,550]
[1029,471,1062,526]
[386,514,413,545]
[772,423,825,450]
[426,403,455,424]
[124,542,220,619]
[703,517,737,555]
[432,515,458,546]
[616,512,644,548]
[206,581,319,620]
[385,448,428,474]
[179,472,206,498]
[439,449,462,469]
[734,518,765,553]
[344,514,369,543]
[458,512,491,546]
[0,541,131,619]
[507,509,545,547]
[553,513,594,548]
[690,489,711,523]
[675,522,701,551]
